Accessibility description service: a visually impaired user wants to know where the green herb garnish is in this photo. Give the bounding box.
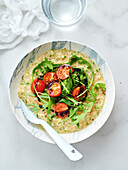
[59,98,73,106]
[86,83,106,114]
[20,82,30,86]
[27,103,40,116]
[70,102,93,125]
[68,54,94,98]
[22,93,35,96]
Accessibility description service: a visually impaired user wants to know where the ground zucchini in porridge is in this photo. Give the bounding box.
[18,49,106,133]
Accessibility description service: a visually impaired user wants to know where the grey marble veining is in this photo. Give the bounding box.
[0,0,128,169]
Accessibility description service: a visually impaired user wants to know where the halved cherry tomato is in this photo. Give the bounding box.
[56,64,73,80]
[72,85,86,100]
[55,103,69,118]
[47,82,61,97]
[43,72,58,85]
[31,78,45,93]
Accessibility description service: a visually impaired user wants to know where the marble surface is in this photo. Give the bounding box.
[0,0,128,169]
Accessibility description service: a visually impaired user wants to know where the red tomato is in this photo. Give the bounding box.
[47,82,61,97]
[31,78,45,93]
[72,85,86,100]
[56,64,73,80]
[55,103,69,118]
[43,72,58,85]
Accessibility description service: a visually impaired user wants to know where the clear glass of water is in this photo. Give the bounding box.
[42,0,87,26]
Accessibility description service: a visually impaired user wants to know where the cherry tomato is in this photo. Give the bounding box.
[31,78,45,93]
[43,72,58,85]
[47,82,61,97]
[72,85,86,100]
[56,64,73,80]
[55,103,69,118]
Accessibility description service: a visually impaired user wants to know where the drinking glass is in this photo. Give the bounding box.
[42,0,87,26]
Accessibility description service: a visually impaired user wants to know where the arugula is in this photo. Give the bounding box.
[70,102,94,125]
[44,94,57,121]
[66,69,73,92]
[64,107,79,122]
[47,96,52,119]
[60,80,70,94]
[79,59,94,86]
[53,63,63,68]
[46,95,58,121]
[27,103,40,116]
[48,113,56,121]
[71,73,79,87]
[32,57,53,76]
[67,96,82,106]
[39,92,49,99]
[60,69,73,95]
[68,54,94,98]
[90,83,106,102]
[22,93,35,97]
[71,68,89,88]
[50,97,58,104]
[24,99,27,105]
[86,83,106,114]
[52,63,63,72]
[20,82,30,86]
[59,98,73,106]
[68,54,80,65]
[42,103,48,110]
[93,83,106,91]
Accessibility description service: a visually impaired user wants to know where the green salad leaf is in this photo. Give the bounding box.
[27,103,40,116]
[60,69,73,95]
[66,96,82,106]
[59,98,73,106]
[60,80,70,94]
[70,102,94,125]
[39,92,49,99]
[68,54,94,97]
[48,113,56,121]
[27,54,106,126]
[22,93,35,97]
[20,82,30,86]
[47,96,52,115]
[64,107,79,122]
[32,57,53,76]
[71,68,89,88]
[86,83,106,114]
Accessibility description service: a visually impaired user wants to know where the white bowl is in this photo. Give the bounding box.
[9,40,115,144]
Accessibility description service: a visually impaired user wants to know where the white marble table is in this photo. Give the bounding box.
[0,0,128,169]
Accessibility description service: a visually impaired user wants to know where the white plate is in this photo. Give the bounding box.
[9,40,115,144]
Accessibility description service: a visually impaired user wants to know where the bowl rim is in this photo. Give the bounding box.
[8,40,115,144]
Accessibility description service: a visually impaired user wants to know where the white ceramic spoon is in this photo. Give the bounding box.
[21,100,83,161]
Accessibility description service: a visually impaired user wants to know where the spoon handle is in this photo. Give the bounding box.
[39,120,83,161]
